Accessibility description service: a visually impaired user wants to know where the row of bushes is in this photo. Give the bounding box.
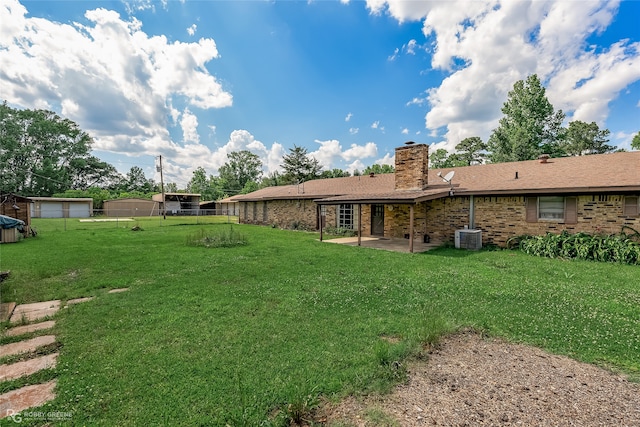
[509,230,640,265]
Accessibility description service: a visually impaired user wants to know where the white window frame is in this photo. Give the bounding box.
[538,196,564,220]
[338,204,354,229]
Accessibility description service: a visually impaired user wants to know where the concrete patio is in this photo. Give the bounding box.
[322,236,441,253]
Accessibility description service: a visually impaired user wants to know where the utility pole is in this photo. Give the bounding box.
[158,155,166,219]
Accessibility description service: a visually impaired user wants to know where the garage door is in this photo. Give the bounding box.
[69,202,90,218]
[40,202,63,218]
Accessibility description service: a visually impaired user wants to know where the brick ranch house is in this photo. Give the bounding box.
[234,143,640,251]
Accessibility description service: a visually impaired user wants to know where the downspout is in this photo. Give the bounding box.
[358,204,362,247]
[319,205,323,241]
[469,195,475,229]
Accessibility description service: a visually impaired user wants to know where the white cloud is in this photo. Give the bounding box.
[405,39,417,55]
[347,159,366,174]
[349,127,359,135]
[345,112,353,121]
[180,108,199,144]
[388,39,419,61]
[375,152,395,166]
[388,47,399,61]
[369,0,640,151]
[187,24,197,36]
[406,97,427,107]
[371,121,385,132]
[311,139,378,170]
[0,0,232,182]
[401,128,409,135]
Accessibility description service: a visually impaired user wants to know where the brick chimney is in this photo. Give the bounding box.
[395,142,429,191]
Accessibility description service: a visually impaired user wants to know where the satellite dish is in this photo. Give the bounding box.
[442,171,455,183]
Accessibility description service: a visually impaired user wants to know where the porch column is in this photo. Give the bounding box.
[319,205,323,241]
[358,204,362,247]
[409,204,414,253]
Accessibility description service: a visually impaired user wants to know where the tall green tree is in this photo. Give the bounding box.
[631,131,640,150]
[487,74,565,163]
[0,102,110,196]
[429,148,466,169]
[68,156,121,190]
[363,164,394,174]
[320,168,351,178]
[123,166,156,193]
[563,121,613,155]
[186,167,228,201]
[164,182,179,193]
[281,145,322,183]
[260,171,284,188]
[455,136,487,165]
[187,167,210,196]
[218,150,263,194]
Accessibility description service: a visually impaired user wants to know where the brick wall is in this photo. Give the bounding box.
[239,199,337,230]
[394,144,429,191]
[239,193,640,247]
[474,194,640,246]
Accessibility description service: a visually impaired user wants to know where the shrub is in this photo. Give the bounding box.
[513,230,640,265]
[322,226,357,237]
[186,226,247,248]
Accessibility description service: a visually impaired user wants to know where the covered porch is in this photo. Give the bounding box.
[316,189,451,253]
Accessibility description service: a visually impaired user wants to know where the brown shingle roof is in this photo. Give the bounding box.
[235,152,640,204]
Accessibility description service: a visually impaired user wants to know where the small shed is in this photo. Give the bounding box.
[30,197,93,218]
[0,193,32,237]
[103,198,158,217]
[1,194,32,224]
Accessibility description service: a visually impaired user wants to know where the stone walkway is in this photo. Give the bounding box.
[1,289,128,419]
[0,300,61,419]
[0,292,103,420]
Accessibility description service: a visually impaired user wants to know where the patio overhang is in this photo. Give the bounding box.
[315,189,453,253]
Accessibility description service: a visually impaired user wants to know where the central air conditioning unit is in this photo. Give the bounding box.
[455,229,482,250]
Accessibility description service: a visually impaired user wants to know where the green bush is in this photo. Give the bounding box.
[186,225,247,248]
[513,230,640,265]
[323,226,357,237]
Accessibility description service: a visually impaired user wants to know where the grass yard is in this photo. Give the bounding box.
[1,218,639,425]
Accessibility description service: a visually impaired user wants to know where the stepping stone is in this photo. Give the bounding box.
[0,303,16,323]
[0,353,58,382]
[0,336,56,358]
[0,380,56,419]
[108,288,129,293]
[5,321,55,337]
[10,301,61,324]
[65,297,95,307]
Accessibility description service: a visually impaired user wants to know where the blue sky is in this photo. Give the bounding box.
[1,0,639,187]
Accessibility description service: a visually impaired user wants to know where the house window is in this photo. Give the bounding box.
[624,196,639,217]
[526,196,577,224]
[338,204,354,229]
[538,196,564,220]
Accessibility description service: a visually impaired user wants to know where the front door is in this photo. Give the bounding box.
[371,204,385,236]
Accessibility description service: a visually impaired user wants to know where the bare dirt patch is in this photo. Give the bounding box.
[322,331,640,426]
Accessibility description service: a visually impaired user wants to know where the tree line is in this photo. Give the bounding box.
[431,74,639,168]
[2,74,639,207]
[0,102,393,208]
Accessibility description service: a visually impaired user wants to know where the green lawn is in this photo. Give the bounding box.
[1,218,638,426]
